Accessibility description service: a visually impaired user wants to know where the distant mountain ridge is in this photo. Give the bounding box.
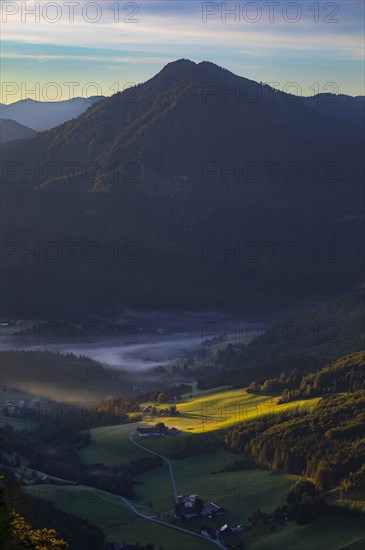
[0,96,104,131]
[1,74,362,133]
[302,93,365,133]
[0,118,37,143]
[1,59,364,318]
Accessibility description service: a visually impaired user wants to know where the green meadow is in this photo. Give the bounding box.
[173,451,296,524]
[25,481,365,550]
[25,484,215,549]
[36,387,324,548]
[79,422,147,466]
[25,484,136,531]
[133,463,175,514]
[105,519,215,549]
[80,388,319,468]
[246,513,365,550]
[141,388,319,434]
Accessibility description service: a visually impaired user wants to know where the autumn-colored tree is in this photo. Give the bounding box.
[0,476,68,549]
[11,512,68,549]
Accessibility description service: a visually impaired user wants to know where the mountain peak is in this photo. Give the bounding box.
[150,59,240,92]
[165,58,196,68]
[156,59,196,79]
[152,59,252,92]
[159,59,228,77]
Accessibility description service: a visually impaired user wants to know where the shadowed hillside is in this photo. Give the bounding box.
[1,60,364,318]
[203,284,365,387]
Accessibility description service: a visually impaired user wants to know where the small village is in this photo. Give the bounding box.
[133,424,247,549]
[107,491,246,550]
[2,394,42,417]
[174,493,245,549]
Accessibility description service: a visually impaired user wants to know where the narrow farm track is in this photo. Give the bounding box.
[128,431,226,548]
[128,431,178,501]
[120,495,225,549]
[24,463,224,549]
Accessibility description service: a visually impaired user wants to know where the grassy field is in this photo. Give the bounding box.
[25,484,215,549]
[0,414,36,430]
[246,513,365,550]
[174,451,295,517]
[80,389,318,466]
[76,387,320,546]
[80,389,319,466]
[79,422,148,466]
[79,426,174,513]
[25,484,136,531]
[169,450,296,532]
[142,388,319,434]
[82,443,296,536]
[105,518,215,549]
[25,383,352,550]
[82,443,296,519]
[20,482,365,550]
[133,463,175,514]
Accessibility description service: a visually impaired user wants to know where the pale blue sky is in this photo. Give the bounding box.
[1,0,364,103]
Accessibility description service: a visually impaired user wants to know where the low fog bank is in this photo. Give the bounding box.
[1,310,279,373]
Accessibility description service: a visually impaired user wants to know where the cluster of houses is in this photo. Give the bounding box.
[136,424,178,438]
[174,494,245,548]
[0,320,23,328]
[2,396,41,416]
[141,404,177,417]
[175,493,225,519]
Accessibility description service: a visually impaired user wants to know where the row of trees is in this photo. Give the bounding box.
[170,433,223,459]
[244,351,365,404]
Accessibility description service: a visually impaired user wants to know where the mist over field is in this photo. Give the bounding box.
[1,310,277,371]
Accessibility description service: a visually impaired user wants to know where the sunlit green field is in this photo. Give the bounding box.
[75,387,321,548]
[80,389,320,466]
[141,388,319,434]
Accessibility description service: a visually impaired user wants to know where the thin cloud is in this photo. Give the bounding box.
[2,10,364,61]
[239,50,262,56]
[1,53,173,64]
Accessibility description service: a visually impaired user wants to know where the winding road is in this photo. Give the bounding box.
[23,435,226,549]
[125,431,226,548]
[128,431,178,501]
